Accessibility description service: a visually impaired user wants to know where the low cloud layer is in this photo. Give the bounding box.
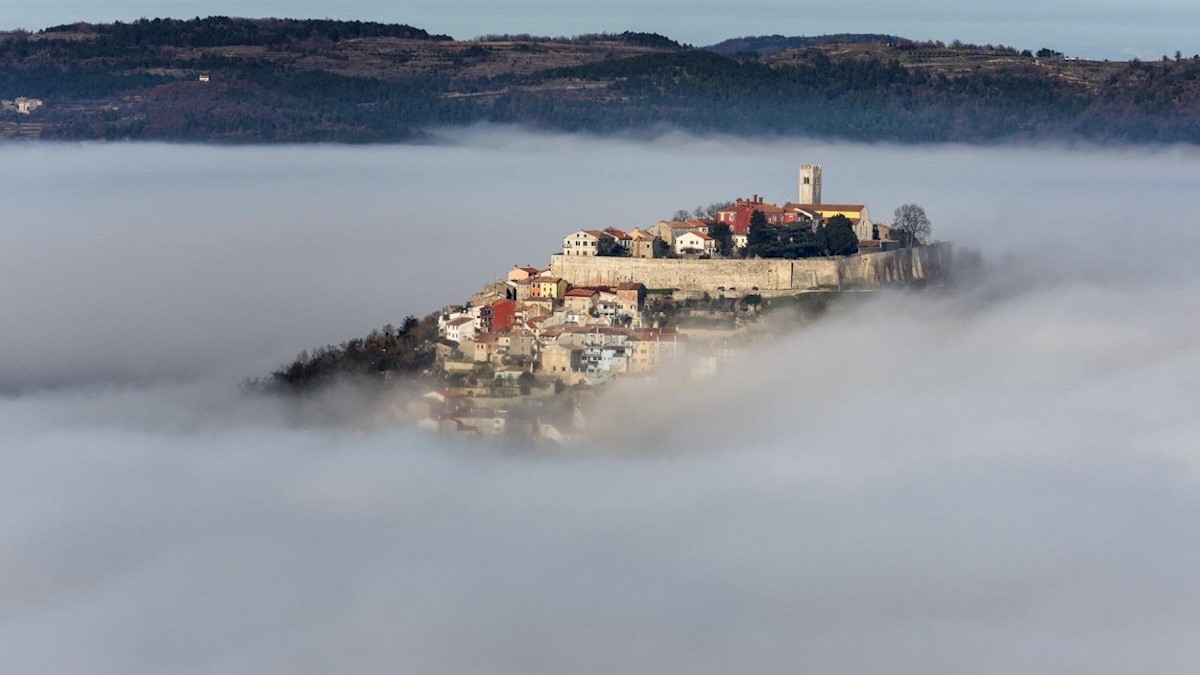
[4,131,1199,390]
[3,131,1200,672]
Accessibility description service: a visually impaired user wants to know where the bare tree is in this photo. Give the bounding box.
[892,203,931,247]
[705,201,734,218]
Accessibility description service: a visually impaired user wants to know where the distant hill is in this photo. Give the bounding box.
[40,16,452,44]
[3,16,1200,144]
[705,34,902,56]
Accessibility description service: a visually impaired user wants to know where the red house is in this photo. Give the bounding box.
[488,299,517,333]
[716,195,800,234]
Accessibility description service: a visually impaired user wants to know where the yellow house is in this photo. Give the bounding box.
[787,203,873,241]
[530,276,569,300]
[787,202,868,222]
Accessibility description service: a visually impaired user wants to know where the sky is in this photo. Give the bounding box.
[3,130,1200,672]
[4,0,1200,60]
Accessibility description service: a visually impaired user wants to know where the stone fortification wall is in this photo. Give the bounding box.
[548,243,951,291]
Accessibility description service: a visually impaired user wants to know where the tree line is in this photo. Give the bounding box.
[252,313,441,393]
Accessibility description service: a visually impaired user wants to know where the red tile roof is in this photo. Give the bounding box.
[785,202,866,212]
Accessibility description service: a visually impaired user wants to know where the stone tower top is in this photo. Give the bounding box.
[799,164,822,204]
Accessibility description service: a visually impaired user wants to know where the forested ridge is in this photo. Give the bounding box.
[4,16,1200,143]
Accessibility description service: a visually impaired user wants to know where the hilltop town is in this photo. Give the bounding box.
[263,164,952,443]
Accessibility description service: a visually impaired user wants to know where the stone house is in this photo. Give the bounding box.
[628,229,660,259]
[472,333,500,363]
[498,330,537,360]
[615,282,647,315]
[563,288,599,313]
[540,343,584,375]
[627,328,687,373]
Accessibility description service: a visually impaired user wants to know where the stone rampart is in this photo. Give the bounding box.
[548,243,952,292]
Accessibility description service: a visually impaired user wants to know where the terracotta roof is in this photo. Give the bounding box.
[578,229,615,239]
[721,200,785,214]
[631,333,687,343]
[661,219,710,229]
[453,407,496,419]
[447,317,475,327]
[616,282,646,291]
[632,327,681,338]
[785,202,866,212]
[545,342,583,351]
[751,203,786,214]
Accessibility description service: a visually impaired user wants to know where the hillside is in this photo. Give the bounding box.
[3,17,1200,143]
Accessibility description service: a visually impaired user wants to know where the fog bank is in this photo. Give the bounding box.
[4,131,1200,391]
[3,131,1200,672]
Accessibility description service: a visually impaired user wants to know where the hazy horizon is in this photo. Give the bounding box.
[4,129,1200,672]
[4,0,1200,60]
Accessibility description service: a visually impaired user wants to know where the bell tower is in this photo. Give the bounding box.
[799,164,822,204]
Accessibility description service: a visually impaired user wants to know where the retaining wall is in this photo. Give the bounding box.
[548,242,952,292]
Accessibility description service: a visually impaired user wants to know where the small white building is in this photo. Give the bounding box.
[444,316,477,343]
[563,230,617,256]
[673,230,717,256]
[14,97,43,115]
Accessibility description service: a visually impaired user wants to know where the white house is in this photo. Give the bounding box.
[14,97,43,114]
[673,230,717,256]
[562,230,617,256]
[444,316,477,343]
